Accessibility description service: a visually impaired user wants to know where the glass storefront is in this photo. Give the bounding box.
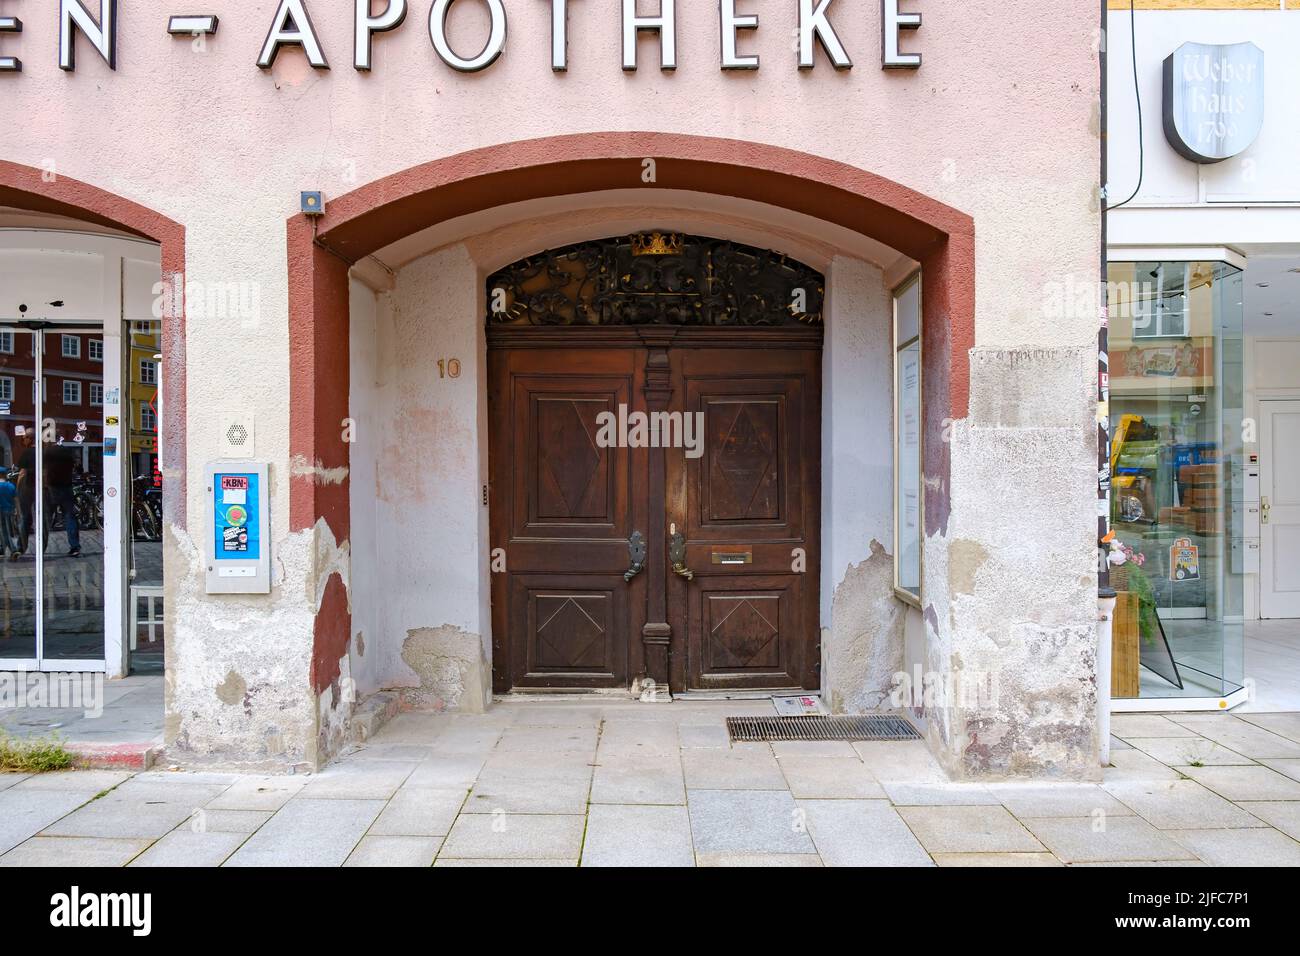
[0,329,107,666]
[1107,260,1245,703]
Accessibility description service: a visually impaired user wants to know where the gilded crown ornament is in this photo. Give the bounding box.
[630,232,685,256]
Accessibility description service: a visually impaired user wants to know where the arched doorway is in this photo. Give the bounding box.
[486,233,824,694]
[289,132,975,706]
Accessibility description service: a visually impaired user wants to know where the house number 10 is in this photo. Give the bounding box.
[437,359,462,379]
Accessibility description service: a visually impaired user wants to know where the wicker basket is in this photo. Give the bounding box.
[1109,563,1132,592]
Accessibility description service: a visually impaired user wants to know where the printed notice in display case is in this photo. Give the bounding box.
[897,340,922,594]
[205,461,270,594]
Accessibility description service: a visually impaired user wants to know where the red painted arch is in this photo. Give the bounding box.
[287,132,976,694]
[0,161,187,530]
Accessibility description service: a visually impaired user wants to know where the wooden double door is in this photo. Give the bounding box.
[488,327,821,694]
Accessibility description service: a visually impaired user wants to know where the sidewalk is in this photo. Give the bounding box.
[2,702,1300,866]
[0,674,163,769]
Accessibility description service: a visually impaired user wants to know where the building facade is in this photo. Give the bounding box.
[1,1,1103,777]
[1106,0,1300,713]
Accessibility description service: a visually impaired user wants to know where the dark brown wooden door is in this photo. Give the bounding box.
[667,342,821,691]
[489,344,647,691]
[489,331,820,694]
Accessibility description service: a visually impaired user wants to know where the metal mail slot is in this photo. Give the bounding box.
[712,551,753,565]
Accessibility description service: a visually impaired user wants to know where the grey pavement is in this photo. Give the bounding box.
[1,701,1299,866]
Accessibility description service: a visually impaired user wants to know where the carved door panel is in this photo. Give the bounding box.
[489,346,647,690]
[668,345,822,691]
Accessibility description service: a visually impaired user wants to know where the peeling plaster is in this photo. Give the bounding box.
[398,626,490,714]
[825,540,906,714]
[290,454,350,486]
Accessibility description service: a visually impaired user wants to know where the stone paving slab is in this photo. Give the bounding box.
[800,799,933,866]
[0,836,153,867]
[439,813,586,861]
[223,798,385,867]
[687,789,816,856]
[127,830,247,867]
[581,805,694,867]
[345,835,441,867]
[3,704,1300,868]
[896,805,1045,855]
[1101,779,1270,830]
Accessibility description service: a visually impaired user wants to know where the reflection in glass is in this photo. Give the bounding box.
[0,330,37,661]
[1107,261,1245,700]
[41,331,106,661]
[128,321,164,673]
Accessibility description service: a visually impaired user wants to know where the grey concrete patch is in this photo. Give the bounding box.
[988,783,1134,818]
[223,798,385,867]
[370,787,466,836]
[399,625,490,713]
[896,805,1044,854]
[1124,737,1254,767]
[439,813,585,860]
[590,755,685,805]
[800,799,933,866]
[0,836,152,867]
[1102,779,1270,830]
[464,752,593,814]
[0,773,30,792]
[581,805,694,867]
[777,756,886,799]
[683,748,785,790]
[1020,816,1199,864]
[1168,827,1300,866]
[824,540,905,713]
[686,789,816,856]
[128,831,247,867]
[345,835,441,867]
[42,786,218,840]
[1179,764,1300,802]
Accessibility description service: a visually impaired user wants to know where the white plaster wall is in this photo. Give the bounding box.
[357,245,490,695]
[821,254,894,622]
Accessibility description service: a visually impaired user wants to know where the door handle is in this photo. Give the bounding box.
[624,531,647,581]
[1261,497,1270,526]
[669,525,694,581]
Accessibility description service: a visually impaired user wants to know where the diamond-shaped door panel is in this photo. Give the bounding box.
[707,399,780,521]
[534,397,610,520]
[705,594,782,671]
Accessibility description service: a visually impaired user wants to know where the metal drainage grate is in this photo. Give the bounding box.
[726,714,921,743]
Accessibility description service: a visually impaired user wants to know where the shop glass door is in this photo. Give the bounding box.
[0,328,110,670]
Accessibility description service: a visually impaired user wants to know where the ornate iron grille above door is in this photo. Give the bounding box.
[486,233,825,328]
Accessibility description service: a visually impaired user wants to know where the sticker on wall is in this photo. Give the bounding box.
[1170,537,1201,582]
[104,438,117,457]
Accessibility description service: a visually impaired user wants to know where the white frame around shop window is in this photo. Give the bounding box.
[0,228,158,677]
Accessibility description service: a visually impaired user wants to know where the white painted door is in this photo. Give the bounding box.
[1260,400,1300,618]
